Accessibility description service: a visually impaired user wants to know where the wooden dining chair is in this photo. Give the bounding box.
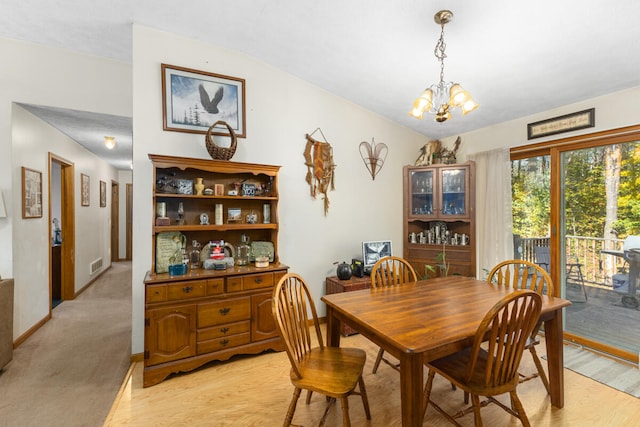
[370,256,417,374]
[272,273,371,426]
[423,289,542,426]
[487,259,553,394]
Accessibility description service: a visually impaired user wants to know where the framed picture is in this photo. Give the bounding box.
[214,183,224,196]
[81,173,90,206]
[100,180,107,207]
[227,208,242,223]
[527,108,595,140]
[22,167,42,218]
[161,63,246,138]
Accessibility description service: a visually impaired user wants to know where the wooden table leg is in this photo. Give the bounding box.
[399,352,423,426]
[325,306,341,347]
[544,309,565,408]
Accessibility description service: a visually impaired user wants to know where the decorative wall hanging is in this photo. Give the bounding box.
[161,64,246,138]
[304,128,336,215]
[21,167,42,218]
[359,138,388,180]
[527,108,595,140]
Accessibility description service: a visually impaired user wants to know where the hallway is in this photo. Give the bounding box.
[0,262,132,427]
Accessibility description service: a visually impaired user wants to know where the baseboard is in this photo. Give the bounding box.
[131,352,144,362]
[13,313,51,348]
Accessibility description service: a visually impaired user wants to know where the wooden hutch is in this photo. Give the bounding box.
[403,161,476,279]
[143,154,287,387]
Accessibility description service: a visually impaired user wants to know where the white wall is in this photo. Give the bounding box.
[0,36,132,340]
[132,25,428,353]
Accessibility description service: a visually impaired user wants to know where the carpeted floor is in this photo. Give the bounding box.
[555,344,640,398]
[0,262,132,427]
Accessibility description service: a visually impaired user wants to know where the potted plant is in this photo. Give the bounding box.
[422,244,450,279]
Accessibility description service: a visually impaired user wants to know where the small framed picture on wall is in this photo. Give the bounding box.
[22,166,42,218]
[81,173,90,206]
[100,180,107,207]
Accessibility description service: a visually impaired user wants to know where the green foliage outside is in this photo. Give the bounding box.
[512,142,640,240]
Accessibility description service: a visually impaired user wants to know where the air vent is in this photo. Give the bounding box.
[90,258,103,275]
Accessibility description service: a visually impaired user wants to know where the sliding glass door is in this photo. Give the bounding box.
[511,127,640,362]
[560,142,640,357]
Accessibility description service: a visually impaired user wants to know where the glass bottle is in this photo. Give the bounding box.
[236,234,250,266]
[189,240,201,269]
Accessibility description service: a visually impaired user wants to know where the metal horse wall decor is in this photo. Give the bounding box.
[359,138,388,180]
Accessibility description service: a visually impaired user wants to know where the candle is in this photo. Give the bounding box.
[215,204,223,225]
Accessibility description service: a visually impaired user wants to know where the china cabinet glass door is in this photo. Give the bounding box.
[440,167,467,217]
[410,169,435,216]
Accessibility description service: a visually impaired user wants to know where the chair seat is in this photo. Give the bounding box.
[429,347,519,397]
[292,347,367,396]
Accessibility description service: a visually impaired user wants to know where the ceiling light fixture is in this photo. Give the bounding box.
[409,10,478,123]
[104,136,116,149]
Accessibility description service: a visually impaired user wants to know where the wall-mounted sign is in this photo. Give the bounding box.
[527,108,595,140]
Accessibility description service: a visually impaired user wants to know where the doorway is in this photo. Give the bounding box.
[48,153,75,307]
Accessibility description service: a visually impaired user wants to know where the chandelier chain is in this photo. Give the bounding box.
[434,23,447,84]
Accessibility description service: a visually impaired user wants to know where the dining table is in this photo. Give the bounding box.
[321,275,572,426]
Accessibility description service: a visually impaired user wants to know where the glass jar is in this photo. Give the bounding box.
[236,234,250,266]
[189,240,201,269]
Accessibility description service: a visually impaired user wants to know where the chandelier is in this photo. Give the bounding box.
[409,10,478,123]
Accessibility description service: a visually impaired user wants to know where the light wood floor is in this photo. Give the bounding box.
[105,329,640,426]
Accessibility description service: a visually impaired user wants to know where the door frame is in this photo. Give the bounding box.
[111,180,119,262]
[48,153,75,304]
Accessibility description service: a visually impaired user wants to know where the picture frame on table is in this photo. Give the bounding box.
[100,180,107,207]
[22,167,42,219]
[81,173,90,206]
[161,63,246,138]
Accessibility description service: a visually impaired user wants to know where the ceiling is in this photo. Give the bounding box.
[3,1,640,169]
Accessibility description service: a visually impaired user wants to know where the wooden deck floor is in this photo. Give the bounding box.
[564,282,640,356]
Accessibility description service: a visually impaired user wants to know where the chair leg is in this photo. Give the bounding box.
[529,346,551,394]
[339,397,351,427]
[284,387,302,427]
[372,348,384,374]
[509,390,531,427]
[578,266,588,301]
[422,370,436,419]
[358,375,371,420]
[305,390,313,404]
[470,394,484,427]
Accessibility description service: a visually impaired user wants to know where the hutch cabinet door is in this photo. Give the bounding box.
[408,168,436,219]
[438,165,471,220]
[145,304,197,366]
[251,292,279,341]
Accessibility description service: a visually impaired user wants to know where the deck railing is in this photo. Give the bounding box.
[514,235,626,287]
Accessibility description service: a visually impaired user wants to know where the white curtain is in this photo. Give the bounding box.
[468,148,514,278]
